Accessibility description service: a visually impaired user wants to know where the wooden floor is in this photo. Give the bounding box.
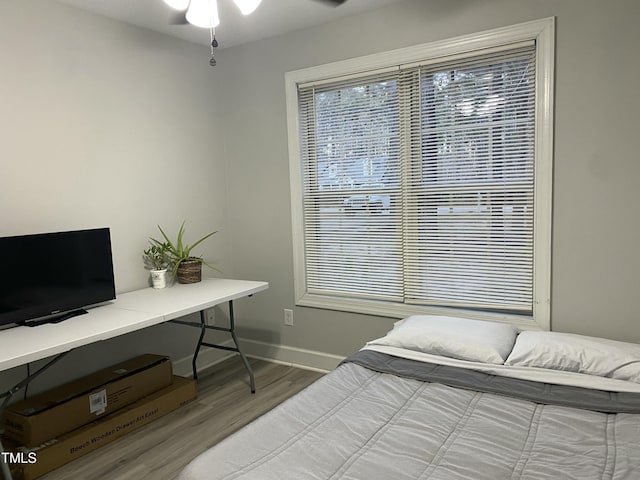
[40,357,325,480]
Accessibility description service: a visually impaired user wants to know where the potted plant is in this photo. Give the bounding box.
[143,243,169,288]
[151,221,219,284]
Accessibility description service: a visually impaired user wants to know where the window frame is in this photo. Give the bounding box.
[285,18,555,330]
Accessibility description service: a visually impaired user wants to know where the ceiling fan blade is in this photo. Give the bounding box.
[313,0,348,5]
[169,10,189,25]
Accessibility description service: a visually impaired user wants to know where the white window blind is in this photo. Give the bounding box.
[288,19,554,327]
[403,46,536,313]
[298,70,404,302]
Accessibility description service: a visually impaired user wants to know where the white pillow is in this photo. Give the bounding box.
[505,331,640,383]
[368,315,517,365]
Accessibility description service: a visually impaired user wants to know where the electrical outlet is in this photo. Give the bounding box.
[284,308,294,326]
[206,308,215,325]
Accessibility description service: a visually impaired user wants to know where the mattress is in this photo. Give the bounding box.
[178,350,640,480]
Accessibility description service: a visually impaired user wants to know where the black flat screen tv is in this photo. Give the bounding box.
[0,228,116,328]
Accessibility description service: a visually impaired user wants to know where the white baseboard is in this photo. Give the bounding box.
[171,339,345,376]
[238,339,345,373]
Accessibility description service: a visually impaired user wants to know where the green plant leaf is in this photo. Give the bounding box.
[152,221,219,278]
[177,221,186,256]
[188,230,217,254]
[201,259,222,273]
[156,225,177,253]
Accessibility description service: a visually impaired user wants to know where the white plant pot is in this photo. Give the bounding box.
[150,268,167,289]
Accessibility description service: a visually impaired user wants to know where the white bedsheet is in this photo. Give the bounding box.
[362,344,640,393]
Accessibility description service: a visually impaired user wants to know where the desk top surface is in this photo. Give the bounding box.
[0,278,268,372]
[114,278,268,320]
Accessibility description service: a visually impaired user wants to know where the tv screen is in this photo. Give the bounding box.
[0,228,116,328]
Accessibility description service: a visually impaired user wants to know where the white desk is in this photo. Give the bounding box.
[0,278,268,374]
[0,307,160,372]
[0,278,268,479]
[113,278,269,389]
[114,278,268,322]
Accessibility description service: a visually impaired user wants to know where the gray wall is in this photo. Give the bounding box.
[219,0,640,358]
[1,0,639,393]
[0,0,229,393]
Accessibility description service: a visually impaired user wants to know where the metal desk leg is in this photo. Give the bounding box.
[228,301,255,394]
[188,300,255,394]
[192,310,207,381]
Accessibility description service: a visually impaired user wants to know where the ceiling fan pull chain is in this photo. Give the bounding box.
[209,26,217,66]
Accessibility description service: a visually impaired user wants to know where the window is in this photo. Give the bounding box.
[286,19,554,329]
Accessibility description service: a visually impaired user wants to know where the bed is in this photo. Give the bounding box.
[178,316,640,479]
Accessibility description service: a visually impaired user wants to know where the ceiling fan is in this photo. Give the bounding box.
[163,0,347,65]
[165,0,347,28]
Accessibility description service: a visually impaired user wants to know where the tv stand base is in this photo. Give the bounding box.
[19,309,88,328]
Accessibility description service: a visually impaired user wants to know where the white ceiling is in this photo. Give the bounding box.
[54,0,407,49]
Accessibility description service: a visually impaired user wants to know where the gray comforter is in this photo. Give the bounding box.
[179,351,640,479]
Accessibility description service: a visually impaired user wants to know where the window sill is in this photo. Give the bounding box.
[296,292,544,331]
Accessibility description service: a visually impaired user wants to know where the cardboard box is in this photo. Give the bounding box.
[2,354,172,447]
[5,376,197,480]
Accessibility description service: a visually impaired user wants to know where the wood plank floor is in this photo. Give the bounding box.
[39,357,325,480]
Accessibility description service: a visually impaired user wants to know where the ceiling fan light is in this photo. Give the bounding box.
[163,0,190,10]
[186,0,220,28]
[233,0,262,16]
